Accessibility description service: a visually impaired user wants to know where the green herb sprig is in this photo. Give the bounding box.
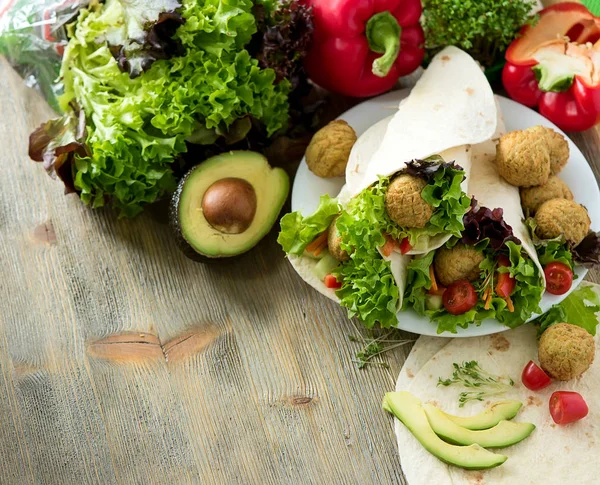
[422,0,538,68]
[349,330,415,369]
[438,360,514,407]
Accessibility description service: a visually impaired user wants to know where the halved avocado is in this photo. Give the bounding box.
[170,151,289,260]
[383,392,507,470]
[440,400,523,430]
[424,403,535,448]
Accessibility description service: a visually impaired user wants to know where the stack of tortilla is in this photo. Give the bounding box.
[392,287,600,484]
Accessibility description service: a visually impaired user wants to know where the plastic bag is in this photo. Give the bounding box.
[0,0,86,111]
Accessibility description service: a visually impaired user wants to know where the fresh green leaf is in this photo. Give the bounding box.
[534,284,600,337]
[277,195,340,255]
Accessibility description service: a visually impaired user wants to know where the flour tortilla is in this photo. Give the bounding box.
[392,286,600,484]
[353,46,497,197]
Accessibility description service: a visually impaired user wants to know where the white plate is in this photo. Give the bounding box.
[291,90,600,337]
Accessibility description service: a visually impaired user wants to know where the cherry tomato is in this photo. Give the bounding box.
[442,280,478,315]
[400,237,412,255]
[544,262,574,295]
[521,360,552,391]
[549,391,588,425]
[324,274,342,289]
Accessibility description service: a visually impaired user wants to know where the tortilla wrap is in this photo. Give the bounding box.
[290,46,496,314]
[469,114,546,288]
[392,284,600,485]
[349,46,497,198]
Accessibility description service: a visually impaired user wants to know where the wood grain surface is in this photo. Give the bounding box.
[1,20,600,485]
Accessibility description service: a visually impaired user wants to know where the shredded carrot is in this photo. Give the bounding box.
[306,231,328,253]
[429,265,438,292]
[312,241,327,257]
[484,289,493,310]
[505,296,515,313]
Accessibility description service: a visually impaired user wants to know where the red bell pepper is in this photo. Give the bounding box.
[303,0,424,98]
[503,3,600,132]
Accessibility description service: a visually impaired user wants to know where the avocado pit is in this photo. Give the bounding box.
[202,177,257,234]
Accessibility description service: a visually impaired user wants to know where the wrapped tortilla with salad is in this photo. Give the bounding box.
[278,47,498,328]
[403,116,546,333]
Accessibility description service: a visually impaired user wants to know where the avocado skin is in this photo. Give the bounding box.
[169,151,289,262]
[169,165,218,263]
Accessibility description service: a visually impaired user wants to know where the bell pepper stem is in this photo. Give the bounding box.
[366,11,402,78]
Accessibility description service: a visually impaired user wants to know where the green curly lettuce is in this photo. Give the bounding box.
[33,0,290,217]
[277,195,341,255]
[404,241,544,334]
[279,161,470,329]
[333,183,400,328]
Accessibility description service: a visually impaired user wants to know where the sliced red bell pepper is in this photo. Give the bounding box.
[303,0,425,97]
[399,237,412,255]
[495,255,516,298]
[503,3,600,132]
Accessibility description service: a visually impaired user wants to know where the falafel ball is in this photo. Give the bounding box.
[327,216,349,262]
[520,175,574,215]
[434,243,485,287]
[538,323,595,381]
[534,199,591,246]
[385,174,434,228]
[541,126,570,175]
[496,126,552,187]
[306,120,357,178]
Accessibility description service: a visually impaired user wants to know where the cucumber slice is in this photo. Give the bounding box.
[425,294,443,311]
[313,252,340,281]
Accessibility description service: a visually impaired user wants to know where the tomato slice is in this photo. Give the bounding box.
[549,391,588,425]
[380,234,397,257]
[495,272,516,298]
[544,262,574,295]
[521,360,552,391]
[442,280,478,315]
[399,237,412,255]
[324,274,342,289]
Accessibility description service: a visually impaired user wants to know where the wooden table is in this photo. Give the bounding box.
[1,54,599,484]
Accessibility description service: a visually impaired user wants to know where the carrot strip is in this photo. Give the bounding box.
[484,290,493,310]
[429,265,438,292]
[312,242,327,257]
[505,296,515,313]
[306,231,328,253]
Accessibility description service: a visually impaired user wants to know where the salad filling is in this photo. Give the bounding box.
[404,200,545,334]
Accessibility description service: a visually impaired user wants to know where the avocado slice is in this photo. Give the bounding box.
[383,392,507,470]
[170,151,289,260]
[440,400,523,430]
[424,403,535,448]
